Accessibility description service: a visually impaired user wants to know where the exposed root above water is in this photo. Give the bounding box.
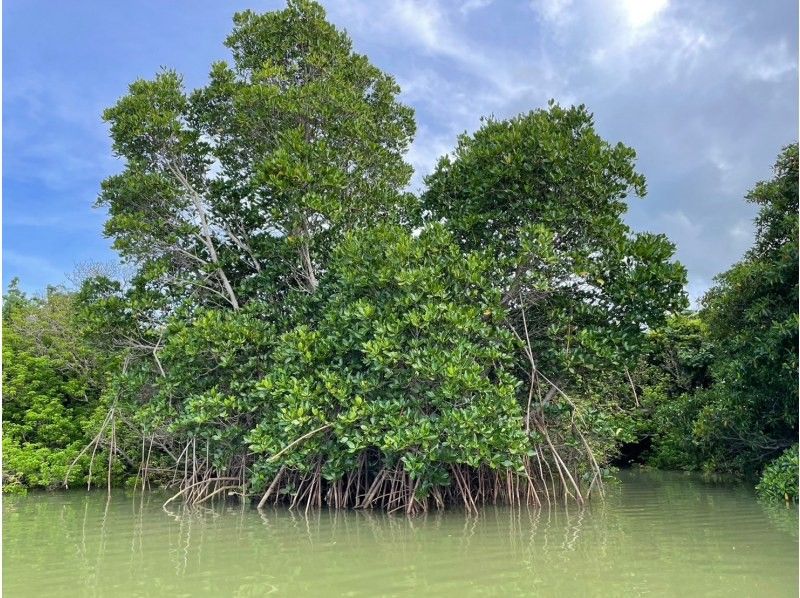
[252,436,603,516]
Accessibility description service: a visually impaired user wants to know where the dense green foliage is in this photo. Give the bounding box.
[2,282,117,492]
[694,144,798,475]
[98,0,414,309]
[631,313,714,470]
[247,224,530,499]
[756,445,799,502]
[634,144,798,498]
[424,104,686,381]
[83,2,686,509]
[422,105,687,475]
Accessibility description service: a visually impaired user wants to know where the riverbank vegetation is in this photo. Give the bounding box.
[2,281,120,493]
[632,144,798,501]
[2,0,797,507]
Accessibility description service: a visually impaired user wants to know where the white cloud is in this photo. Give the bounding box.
[405,124,455,190]
[741,39,797,83]
[459,0,494,15]
[686,276,711,306]
[728,220,754,241]
[619,0,669,28]
[331,0,561,103]
[659,210,703,238]
[530,0,573,25]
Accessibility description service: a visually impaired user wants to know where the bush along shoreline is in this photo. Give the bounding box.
[2,1,796,509]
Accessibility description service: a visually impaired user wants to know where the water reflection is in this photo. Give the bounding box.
[3,470,798,597]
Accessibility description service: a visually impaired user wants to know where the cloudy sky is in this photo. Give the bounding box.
[4,0,797,300]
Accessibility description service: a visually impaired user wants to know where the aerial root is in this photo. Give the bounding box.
[70,412,599,512]
[253,444,599,514]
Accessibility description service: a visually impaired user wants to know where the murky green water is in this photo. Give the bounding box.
[3,469,797,597]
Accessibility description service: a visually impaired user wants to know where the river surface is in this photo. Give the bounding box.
[3,469,797,597]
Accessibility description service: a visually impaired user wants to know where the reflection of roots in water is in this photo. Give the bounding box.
[250,501,600,564]
[15,469,795,597]
[45,491,612,598]
[64,491,606,591]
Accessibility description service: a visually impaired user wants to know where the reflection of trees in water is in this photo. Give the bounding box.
[758,499,799,540]
[152,474,800,596]
[7,493,603,596]
[3,478,798,597]
[241,502,610,595]
[0,493,634,596]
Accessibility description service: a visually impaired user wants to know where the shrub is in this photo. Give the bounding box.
[757,445,798,502]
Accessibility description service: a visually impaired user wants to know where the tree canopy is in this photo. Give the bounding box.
[98,0,416,312]
[15,1,779,511]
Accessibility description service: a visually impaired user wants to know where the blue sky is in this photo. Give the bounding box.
[4,0,797,300]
